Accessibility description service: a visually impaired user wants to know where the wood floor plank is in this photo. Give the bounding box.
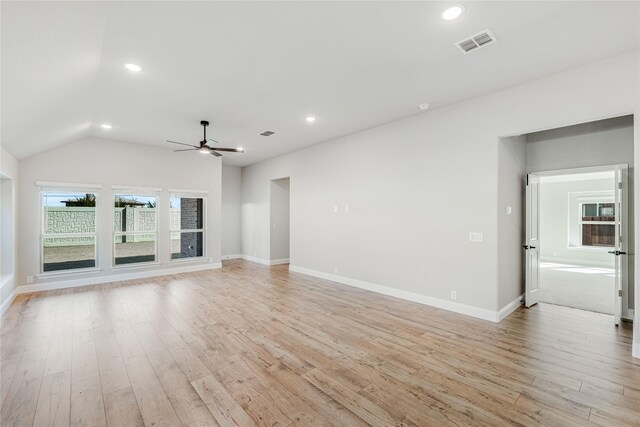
[33,370,71,427]
[70,376,106,427]
[123,355,181,427]
[0,357,46,427]
[103,387,144,427]
[0,260,637,426]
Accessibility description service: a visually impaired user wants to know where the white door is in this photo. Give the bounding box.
[610,166,628,326]
[525,174,541,308]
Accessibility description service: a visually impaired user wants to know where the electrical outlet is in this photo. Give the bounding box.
[27,275,34,284]
[272,224,277,229]
[334,266,339,274]
[469,232,484,242]
[450,290,457,301]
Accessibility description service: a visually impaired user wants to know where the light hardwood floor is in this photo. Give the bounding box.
[1,259,638,426]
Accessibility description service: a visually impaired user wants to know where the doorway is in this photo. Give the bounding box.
[269,177,290,264]
[525,166,628,325]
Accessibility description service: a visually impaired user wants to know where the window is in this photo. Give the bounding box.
[579,202,615,247]
[113,194,158,265]
[42,191,97,272]
[170,195,205,259]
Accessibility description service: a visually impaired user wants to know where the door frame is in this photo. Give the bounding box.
[528,164,630,320]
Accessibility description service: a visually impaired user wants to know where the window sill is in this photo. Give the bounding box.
[112,261,162,271]
[169,256,209,264]
[37,267,103,279]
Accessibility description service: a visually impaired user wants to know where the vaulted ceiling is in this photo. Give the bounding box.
[2,1,639,166]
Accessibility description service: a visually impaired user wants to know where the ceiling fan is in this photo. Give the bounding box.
[167,120,244,157]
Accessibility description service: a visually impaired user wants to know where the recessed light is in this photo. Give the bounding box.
[441,5,465,20]
[100,123,112,129]
[418,103,430,111]
[306,116,316,123]
[123,63,142,72]
[237,147,244,152]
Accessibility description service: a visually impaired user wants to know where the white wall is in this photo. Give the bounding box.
[222,165,242,257]
[18,138,222,290]
[241,50,639,320]
[270,178,290,261]
[497,136,526,309]
[0,146,19,314]
[540,178,614,266]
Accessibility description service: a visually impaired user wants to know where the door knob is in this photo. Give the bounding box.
[608,250,627,255]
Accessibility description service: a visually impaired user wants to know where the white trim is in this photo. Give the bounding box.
[35,181,102,189]
[531,164,629,177]
[169,256,208,264]
[18,262,221,294]
[241,254,272,265]
[1,289,17,316]
[0,273,15,290]
[222,254,243,260]
[289,265,509,322]
[633,342,639,359]
[111,185,162,192]
[111,261,162,270]
[497,294,524,321]
[36,267,103,278]
[167,188,209,195]
[239,255,289,266]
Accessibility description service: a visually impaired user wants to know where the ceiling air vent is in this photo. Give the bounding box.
[455,29,497,54]
[259,130,275,136]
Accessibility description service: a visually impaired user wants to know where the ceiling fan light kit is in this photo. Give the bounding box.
[166,120,244,157]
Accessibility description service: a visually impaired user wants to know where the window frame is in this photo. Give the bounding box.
[39,187,100,275]
[576,197,615,249]
[169,192,207,262]
[566,191,616,251]
[112,191,160,268]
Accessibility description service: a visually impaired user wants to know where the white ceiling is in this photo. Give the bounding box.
[2,1,639,166]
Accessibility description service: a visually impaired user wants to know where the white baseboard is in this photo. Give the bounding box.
[289,265,515,323]
[497,294,525,321]
[240,254,271,265]
[16,262,221,295]
[222,254,243,260]
[1,289,17,317]
[240,255,289,266]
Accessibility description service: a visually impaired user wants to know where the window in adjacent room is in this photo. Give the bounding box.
[170,195,205,260]
[113,193,158,266]
[579,201,615,247]
[42,191,97,272]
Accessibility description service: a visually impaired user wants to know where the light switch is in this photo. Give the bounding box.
[505,205,512,215]
[469,232,484,242]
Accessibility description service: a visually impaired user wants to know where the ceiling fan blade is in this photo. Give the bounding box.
[210,150,222,157]
[210,147,244,153]
[206,138,220,144]
[173,148,198,152]
[167,140,198,148]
